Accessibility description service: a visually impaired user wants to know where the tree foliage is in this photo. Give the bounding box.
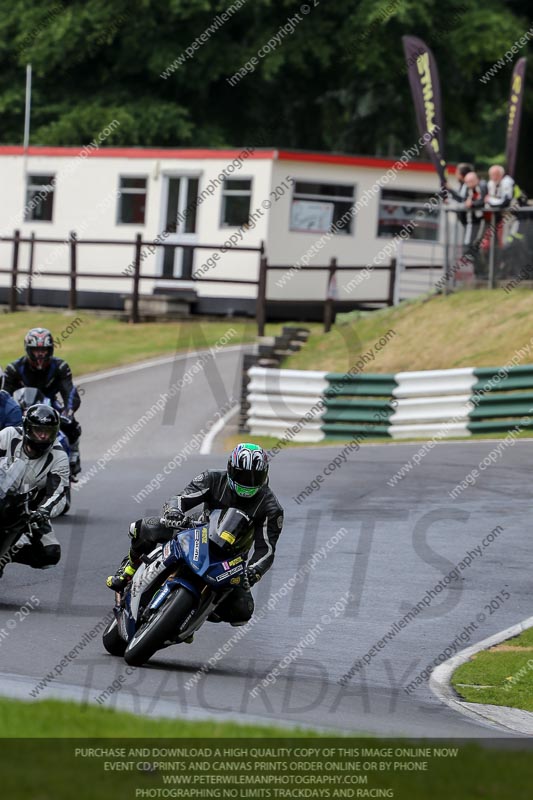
[0,0,531,187]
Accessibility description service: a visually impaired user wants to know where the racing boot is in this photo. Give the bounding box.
[69,440,81,481]
[106,555,138,592]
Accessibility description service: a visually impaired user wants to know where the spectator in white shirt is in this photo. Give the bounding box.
[485,165,514,209]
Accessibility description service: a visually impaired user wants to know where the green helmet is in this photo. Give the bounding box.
[227,443,269,498]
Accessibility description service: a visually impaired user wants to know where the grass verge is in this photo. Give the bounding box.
[223,430,533,453]
[0,310,293,375]
[0,696,322,738]
[2,698,533,799]
[452,626,533,711]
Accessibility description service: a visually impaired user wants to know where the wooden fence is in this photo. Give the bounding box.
[0,231,435,333]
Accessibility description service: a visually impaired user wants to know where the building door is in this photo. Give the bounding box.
[161,176,199,279]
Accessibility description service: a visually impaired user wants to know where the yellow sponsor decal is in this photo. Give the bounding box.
[202,527,208,543]
[228,556,243,567]
[230,577,241,585]
[508,74,522,134]
[220,530,235,544]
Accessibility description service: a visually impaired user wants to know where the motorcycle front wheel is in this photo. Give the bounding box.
[123,586,197,667]
[102,616,127,657]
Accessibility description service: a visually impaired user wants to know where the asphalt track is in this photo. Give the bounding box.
[0,344,531,737]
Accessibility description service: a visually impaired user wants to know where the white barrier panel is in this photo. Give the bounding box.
[248,417,325,443]
[390,395,473,424]
[248,366,328,397]
[390,422,471,439]
[248,392,324,421]
[393,368,476,398]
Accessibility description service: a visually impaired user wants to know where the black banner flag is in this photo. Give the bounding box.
[402,35,447,187]
[505,57,526,179]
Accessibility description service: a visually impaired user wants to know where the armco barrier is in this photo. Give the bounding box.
[392,368,477,398]
[246,366,327,441]
[244,363,533,442]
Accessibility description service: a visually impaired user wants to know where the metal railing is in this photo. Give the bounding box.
[443,206,533,291]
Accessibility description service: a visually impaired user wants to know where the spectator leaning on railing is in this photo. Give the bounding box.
[485,164,515,246]
[463,171,488,248]
[444,162,474,231]
[485,164,515,209]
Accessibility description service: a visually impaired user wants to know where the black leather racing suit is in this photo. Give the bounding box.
[129,470,284,624]
[3,356,82,448]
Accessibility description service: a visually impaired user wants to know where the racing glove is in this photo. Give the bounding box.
[162,504,185,528]
[245,567,261,587]
[31,507,51,525]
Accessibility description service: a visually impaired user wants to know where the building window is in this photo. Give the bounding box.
[378,189,440,241]
[221,178,252,227]
[118,177,147,224]
[25,175,55,222]
[290,182,355,235]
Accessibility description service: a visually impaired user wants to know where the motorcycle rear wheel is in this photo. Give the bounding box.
[124,586,197,667]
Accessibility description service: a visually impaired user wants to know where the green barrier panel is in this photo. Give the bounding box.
[326,371,397,381]
[322,422,391,438]
[470,402,533,419]
[324,397,395,410]
[474,365,533,377]
[325,372,397,397]
[323,408,394,423]
[473,365,533,393]
[472,375,533,392]
[473,391,533,405]
[468,419,533,433]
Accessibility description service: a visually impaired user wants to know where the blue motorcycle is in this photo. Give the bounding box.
[102,507,255,667]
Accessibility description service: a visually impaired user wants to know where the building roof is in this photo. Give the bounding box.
[0,145,437,173]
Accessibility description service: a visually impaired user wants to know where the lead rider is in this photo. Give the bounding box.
[3,327,82,478]
[107,443,284,627]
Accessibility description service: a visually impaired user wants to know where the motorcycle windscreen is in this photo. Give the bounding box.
[173,526,210,573]
[13,387,46,411]
[208,507,255,553]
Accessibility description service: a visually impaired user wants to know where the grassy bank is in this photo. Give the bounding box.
[284,289,533,373]
[451,626,533,711]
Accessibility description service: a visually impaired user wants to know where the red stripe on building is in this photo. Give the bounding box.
[0,145,442,172]
[277,150,438,172]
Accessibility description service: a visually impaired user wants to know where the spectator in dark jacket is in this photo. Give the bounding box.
[463,171,488,247]
[446,162,474,228]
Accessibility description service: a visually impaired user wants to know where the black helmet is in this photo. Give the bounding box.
[22,404,60,458]
[227,443,268,498]
[24,327,54,371]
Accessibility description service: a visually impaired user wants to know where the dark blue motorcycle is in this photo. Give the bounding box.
[102,507,255,667]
